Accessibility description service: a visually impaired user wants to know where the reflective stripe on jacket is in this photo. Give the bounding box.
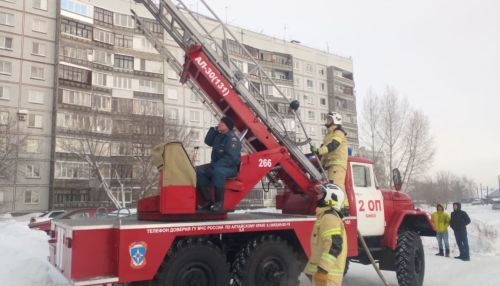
[304,206,347,278]
[320,126,348,169]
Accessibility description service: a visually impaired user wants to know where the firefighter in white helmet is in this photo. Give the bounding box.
[311,112,349,208]
[304,183,348,286]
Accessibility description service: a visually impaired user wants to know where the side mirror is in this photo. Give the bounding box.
[392,168,402,191]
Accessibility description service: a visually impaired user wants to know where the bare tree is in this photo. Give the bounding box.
[378,86,409,185]
[398,110,435,191]
[409,172,477,205]
[0,114,27,179]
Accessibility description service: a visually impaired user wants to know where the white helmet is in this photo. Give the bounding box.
[315,183,346,211]
[327,112,342,125]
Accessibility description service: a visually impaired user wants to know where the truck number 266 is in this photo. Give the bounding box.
[258,159,272,168]
[358,200,382,212]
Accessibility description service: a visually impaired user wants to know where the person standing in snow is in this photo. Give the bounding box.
[431,203,451,257]
[450,202,471,261]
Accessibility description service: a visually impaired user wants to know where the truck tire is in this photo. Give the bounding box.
[230,235,302,286]
[395,231,425,286]
[154,238,229,286]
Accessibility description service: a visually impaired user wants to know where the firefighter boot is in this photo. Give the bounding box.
[211,188,224,212]
[435,249,444,256]
[197,186,213,210]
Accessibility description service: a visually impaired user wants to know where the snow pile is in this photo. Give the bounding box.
[0,213,68,286]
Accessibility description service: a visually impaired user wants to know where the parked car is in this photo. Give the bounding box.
[29,210,66,225]
[471,199,484,205]
[492,199,500,210]
[29,208,111,233]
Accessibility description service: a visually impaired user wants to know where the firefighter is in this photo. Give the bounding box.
[196,117,241,212]
[304,183,348,286]
[311,112,349,208]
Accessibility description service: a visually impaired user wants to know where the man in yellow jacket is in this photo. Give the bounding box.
[304,184,348,286]
[311,112,349,208]
[431,203,450,257]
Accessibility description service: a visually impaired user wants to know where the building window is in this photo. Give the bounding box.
[92,72,110,87]
[0,36,13,50]
[320,98,326,106]
[93,28,114,45]
[26,164,41,178]
[61,45,89,61]
[31,42,46,56]
[61,19,92,39]
[114,12,134,28]
[0,86,10,100]
[320,82,326,92]
[30,66,45,80]
[166,108,178,120]
[61,0,88,16]
[61,89,91,107]
[293,61,300,70]
[32,18,47,33]
[55,161,90,179]
[306,79,314,89]
[0,60,12,75]
[166,88,178,100]
[113,76,132,90]
[33,0,48,10]
[189,110,200,122]
[26,139,40,153]
[190,93,199,102]
[93,49,113,65]
[307,110,315,120]
[304,94,314,105]
[115,34,132,48]
[94,7,113,25]
[93,94,112,112]
[0,12,14,26]
[28,114,43,129]
[306,64,313,73]
[59,65,91,84]
[24,190,40,204]
[318,68,325,76]
[114,54,133,70]
[0,111,9,125]
[142,19,162,35]
[28,89,44,104]
[139,79,163,94]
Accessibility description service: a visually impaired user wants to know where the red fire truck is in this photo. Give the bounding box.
[48,1,435,285]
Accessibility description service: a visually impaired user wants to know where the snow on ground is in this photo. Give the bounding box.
[0,204,499,286]
[0,214,68,286]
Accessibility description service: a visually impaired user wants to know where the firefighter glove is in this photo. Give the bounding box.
[310,145,319,154]
[313,270,329,286]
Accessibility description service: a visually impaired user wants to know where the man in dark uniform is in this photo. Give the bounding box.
[196,117,241,212]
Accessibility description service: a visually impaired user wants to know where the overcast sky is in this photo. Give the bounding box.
[194,0,500,190]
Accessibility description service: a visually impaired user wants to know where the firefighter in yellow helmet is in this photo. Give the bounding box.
[311,112,349,208]
[304,183,348,286]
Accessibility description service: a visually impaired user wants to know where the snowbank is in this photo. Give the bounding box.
[0,214,68,286]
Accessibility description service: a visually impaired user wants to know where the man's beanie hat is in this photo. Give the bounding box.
[221,116,234,130]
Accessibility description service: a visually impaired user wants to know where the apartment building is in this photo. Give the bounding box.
[0,0,57,213]
[0,0,358,212]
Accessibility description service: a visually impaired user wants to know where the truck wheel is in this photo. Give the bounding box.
[230,235,302,286]
[154,238,229,286]
[395,231,425,286]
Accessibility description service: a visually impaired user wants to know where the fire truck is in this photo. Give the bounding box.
[48,0,435,285]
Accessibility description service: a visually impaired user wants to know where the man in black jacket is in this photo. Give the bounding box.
[450,202,471,261]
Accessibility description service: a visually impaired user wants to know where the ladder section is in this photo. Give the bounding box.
[135,0,323,181]
[131,11,256,154]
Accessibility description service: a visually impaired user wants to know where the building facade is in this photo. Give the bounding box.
[0,0,358,212]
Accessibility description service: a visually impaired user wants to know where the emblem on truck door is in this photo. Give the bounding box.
[129,241,148,269]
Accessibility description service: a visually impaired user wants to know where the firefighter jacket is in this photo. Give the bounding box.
[431,205,450,234]
[318,125,348,169]
[204,127,241,169]
[304,206,347,279]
